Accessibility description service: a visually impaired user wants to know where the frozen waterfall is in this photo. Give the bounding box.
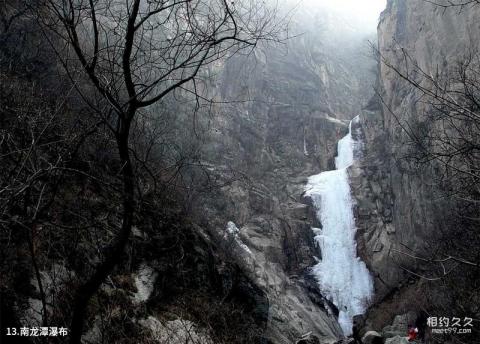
[304,116,373,336]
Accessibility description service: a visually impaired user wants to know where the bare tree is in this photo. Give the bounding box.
[33,1,285,342]
[422,0,480,10]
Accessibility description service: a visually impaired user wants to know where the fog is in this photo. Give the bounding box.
[301,0,387,33]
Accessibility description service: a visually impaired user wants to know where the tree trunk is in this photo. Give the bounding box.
[69,124,135,344]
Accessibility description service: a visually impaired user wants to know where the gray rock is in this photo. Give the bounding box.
[285,203,309,220]
[352,314,366,329]
[296,333,320,344]
[373,242,384,252]
[393,312,416,327]
[385,336,409,344]
[361,330,384,344]
[382,312,416,338]
[138,316,214,344]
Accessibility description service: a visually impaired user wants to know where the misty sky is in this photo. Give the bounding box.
[303,0,387,32]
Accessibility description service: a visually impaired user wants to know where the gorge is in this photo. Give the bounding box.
[1,1,479,344]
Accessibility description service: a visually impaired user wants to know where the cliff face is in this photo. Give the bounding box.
[352,0,480,334]
[186,7,377,343]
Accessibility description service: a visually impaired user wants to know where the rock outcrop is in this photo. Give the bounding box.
[350,0,480,337]
[385,336,408,344]
[361,330,383,344]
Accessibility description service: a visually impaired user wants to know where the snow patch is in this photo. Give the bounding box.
[23,263,75,326]
[304,134,309,156]
[225,221,252,255]
[323,114,349,126]
[133,264,158,304]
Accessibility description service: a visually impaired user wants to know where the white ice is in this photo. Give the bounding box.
[334,120,355,169]
[304,116,373,336]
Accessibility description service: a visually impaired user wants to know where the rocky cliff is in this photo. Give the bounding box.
[183,6,377,343]
[351,0,480,339]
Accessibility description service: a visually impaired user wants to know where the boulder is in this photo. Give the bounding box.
[361,331,384,344]
[382,312,416,338]
[385,336,409,344]
[139,316,214,344]
[353,314,367,338]
[296,333,320,344]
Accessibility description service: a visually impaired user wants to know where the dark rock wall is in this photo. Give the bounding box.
[351,0,480,333]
